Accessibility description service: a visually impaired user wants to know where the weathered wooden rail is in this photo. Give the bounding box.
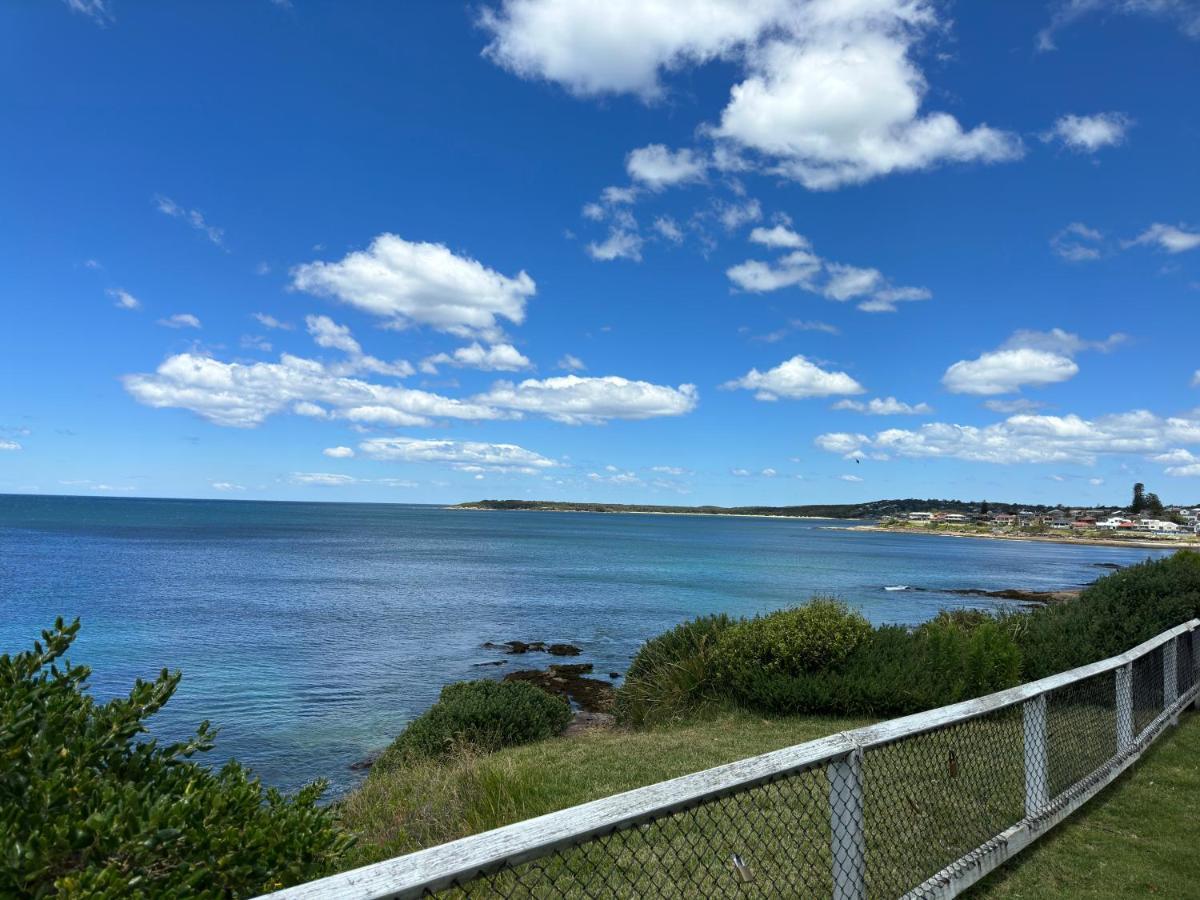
[261,619,1200,900]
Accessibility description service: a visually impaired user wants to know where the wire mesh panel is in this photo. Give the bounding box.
[1044,669,1116,800]
[1131,645,1165,737]
[1177,634,1196,696]
[440,766,835,898]
[860,706,1025,899]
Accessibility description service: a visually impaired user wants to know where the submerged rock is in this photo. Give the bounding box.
[482,640,582,656]
[946,587,1079,603]
[349,751,381,771]
[504,663,615,713]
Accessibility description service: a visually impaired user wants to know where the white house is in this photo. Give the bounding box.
[907,512,934,522]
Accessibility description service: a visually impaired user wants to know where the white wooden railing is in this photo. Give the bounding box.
[262,618,1200,900]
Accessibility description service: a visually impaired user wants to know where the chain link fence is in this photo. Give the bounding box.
[266,620,1199,900]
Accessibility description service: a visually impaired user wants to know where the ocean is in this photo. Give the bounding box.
[0,494,1175,795]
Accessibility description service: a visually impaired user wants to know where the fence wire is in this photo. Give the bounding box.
[264,624,1200,900]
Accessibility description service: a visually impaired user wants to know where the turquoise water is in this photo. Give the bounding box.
[0,494,1174,794]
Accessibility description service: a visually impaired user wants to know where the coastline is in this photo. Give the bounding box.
[447,505,860,522]
[838,523,1199,551]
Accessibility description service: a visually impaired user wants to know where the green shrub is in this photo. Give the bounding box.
[1018,550,1200,678]
[0,619,351,899]
[724,618,1022,718]
[615,614,734,727]
[712,598,872,690]
[381,680,571,763]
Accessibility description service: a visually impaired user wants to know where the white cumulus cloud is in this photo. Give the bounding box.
[323,446,355,458]
[626,144,707,189]
[833,397,932,415]
[359,436,559,473]
[1042,113,1131,152]
[292,234,536,339]
[942,348,1078,396]
[420,342,534,374]
[723,354,865,401]
[1127,223,1200,254]
[481,374,698,424]
[816,409,1200,467]
[122,353,505,429]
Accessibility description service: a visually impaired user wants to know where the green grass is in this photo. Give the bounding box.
[338,708,870,866]
[970,710,1200,899]
[338,709,1200,897]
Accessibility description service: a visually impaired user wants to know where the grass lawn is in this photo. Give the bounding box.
[337,708,1199,897]
[970,709,1200,899]
[337,709,870,866]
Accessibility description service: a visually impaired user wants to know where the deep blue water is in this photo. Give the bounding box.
[0,494,1174,794]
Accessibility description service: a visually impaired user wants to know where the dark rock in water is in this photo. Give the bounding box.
[1093,562,1123,569]
[473,660,507,667]
[504,663,615,713]
[484,640,580,655]
[609,672,621,679]
[349,752,381,771]
[946,587,1078,603]
[505,640,546,654]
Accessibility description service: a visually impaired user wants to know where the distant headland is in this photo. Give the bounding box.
[452,497,1043,519]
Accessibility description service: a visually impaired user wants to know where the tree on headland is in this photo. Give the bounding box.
[980,500,990,516]
[1145,492,1164,517]
[1130,482,1146,514]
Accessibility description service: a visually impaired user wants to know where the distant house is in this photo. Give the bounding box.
[907,512,934,522]
[939,513,970,523]
[1071,517,1098,530]
[992,513,1017,526]
[1138,519,1182,534]
[1097,517,1134,530]
[1017,511,1040,527]
[1047,516,1072,529]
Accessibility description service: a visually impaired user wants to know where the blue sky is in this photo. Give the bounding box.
[2,0,1199,506]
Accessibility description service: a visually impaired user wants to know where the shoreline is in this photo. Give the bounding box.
[448,505,859,522]
[839,523,1198,551]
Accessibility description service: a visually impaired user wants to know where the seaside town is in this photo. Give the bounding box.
[882,492,1200,540]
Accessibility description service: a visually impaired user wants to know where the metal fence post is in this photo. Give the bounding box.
[1116,663,1134,752]
[1164,637,1178,709]
[1023,695,1048,815]
[829,749,866,900]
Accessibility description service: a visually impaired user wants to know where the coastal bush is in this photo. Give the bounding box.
[723,619,1022,718]
[615,613,734,727]
[0,618,351,899]
[381,679,572,763]
[1017,550,1200,678]
[711,598,872,690]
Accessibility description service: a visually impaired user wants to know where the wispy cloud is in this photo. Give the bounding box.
[154,195,226,248]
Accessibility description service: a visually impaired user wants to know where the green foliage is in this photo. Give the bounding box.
[618,553,1200,726]
[380,679,572,763]
[721,614,1022,718]
[1017,551,1200,679]
[0,618,351,899]
[712,598,872,688]
[615,614,734,728]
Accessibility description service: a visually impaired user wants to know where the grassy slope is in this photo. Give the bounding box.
[970,710,1200,899]
[338,710,869,866]
[340,710,1200,897]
